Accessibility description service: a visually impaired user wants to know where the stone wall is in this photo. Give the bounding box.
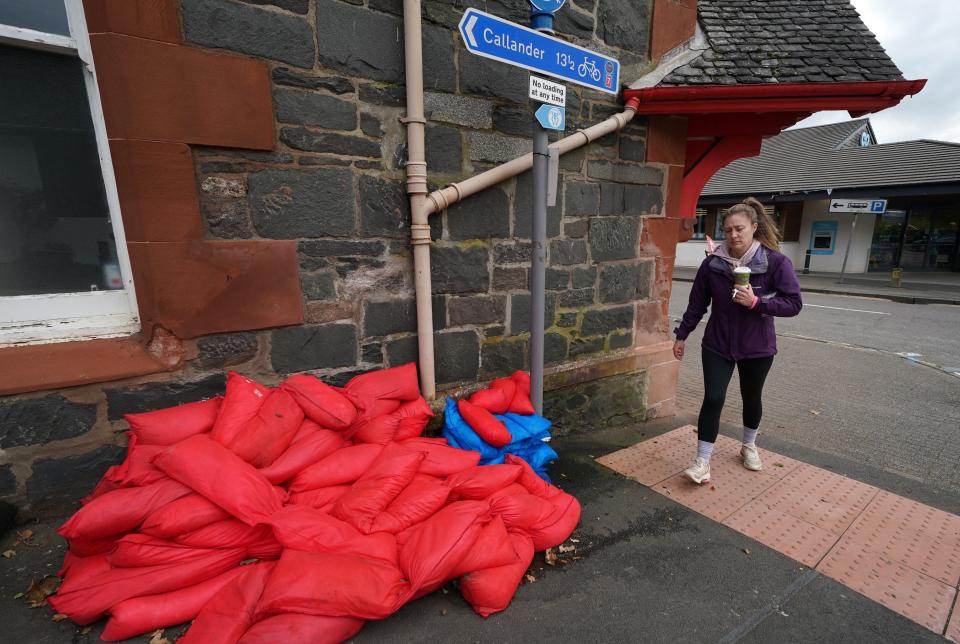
[0,0,685,517]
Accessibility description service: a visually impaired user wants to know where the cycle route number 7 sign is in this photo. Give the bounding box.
[458,8,620,95]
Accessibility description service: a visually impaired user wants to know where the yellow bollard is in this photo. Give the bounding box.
[891,268,903,288]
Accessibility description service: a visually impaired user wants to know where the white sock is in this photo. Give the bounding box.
[697,440,715,462]
[743,427,758,445]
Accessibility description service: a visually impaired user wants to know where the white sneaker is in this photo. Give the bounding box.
[683,457,711,484]
[741,443,763,471]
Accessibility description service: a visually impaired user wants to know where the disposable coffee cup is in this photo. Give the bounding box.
[733,266,751,287]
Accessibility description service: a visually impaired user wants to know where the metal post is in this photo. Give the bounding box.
[838,212,859,285]
[803,248,812,274]
[530,123,549,415]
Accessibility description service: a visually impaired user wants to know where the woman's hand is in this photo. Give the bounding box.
[673,340,685,360]
[733,283,756,308]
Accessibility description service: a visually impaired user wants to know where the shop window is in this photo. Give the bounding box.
[692,208,707,239]
[0,1,138,345]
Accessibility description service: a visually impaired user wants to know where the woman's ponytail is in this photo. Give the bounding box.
[726,197,782,252]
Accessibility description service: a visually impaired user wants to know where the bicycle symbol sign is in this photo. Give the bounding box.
[459,9,620,95]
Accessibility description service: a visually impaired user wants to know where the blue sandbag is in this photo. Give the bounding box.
[441,398,557,481]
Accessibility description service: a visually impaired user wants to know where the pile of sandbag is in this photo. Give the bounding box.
[49,364,580,642]
[444,372,558,480]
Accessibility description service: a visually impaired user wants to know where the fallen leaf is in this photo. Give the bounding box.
[440,609,448,616]
[558,544,575,554]
[51,613,69,622]
[710,485,716,491]
[570,539,580,544]
[808,409,820,416]
[524,574,537,583]
[17,529,34,541]
[148,630,171,644]
[742,548,752,555]
[774,462,784,468]
[1,549,15,558]
[24,575,61,608]
[80,627,92,635]
[13,592,24,599]
[572,556,583,560]
[544,548,558,566]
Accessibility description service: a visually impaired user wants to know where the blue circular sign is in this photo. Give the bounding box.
[529,0,566,13]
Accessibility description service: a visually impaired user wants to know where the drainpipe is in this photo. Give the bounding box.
[402,0,436,400]
[403,0,641,400]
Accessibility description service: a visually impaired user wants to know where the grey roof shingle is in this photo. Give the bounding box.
[661,0,904,86]
[703,121,960,196]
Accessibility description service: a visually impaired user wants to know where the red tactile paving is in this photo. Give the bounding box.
[830,490,960,587]
[596,426,960,638]
[723,500,839,567]
[817,546,956,633]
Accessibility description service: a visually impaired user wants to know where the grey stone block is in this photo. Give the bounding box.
[590,216,639,261]
[183,0,315,67]
[106,374,227,420]
[494,241,532,265]
[0,464,14,496]
[425,125,462,174]
[424,91,493,129]
[468,132,530,164]
[280,128,381,157]
[250,168,356,238]
[196,332,259,369]
[599,263,641,303]
[28,445,126,516]
[0,396,96,449]
[609,330,633,350]
[544,332,568,365]
[272,68,353,93]
[363,298,418,337]
[545,268,570,290]
[435,330,480,384]
[554,6,596,39]
[598,183,663,216]
[572,265,598,288]
[241,0,309,14]
[360,176,409,239]
[588,161,663,185]
[386,335,417,367]
[361,342,383,364]
[299,240,385,257]
[581,305,634,336]
[359,83,407,106]
[481,339,526,377]
[448,295,506,326]
[361,112,383,137]
[514,172,561,239]
[459,54,528,102]
[431,245,489,294]
[597,0,651,51]
[550,239,588,266]
[564,218,588,238]
[274,90,357,130]
[493,105,531,137]
[448,187,510,240]
[510,292,556,334]
[271,323,358,373]
[564,182,600,216]
[558,288,595,308]
[302,271,337,300]
[570,336,604,357]
[556,312,577,327]
[619,137,646,162]
[493,267,527,291]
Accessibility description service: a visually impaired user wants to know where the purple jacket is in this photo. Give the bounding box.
[675,247,802,361]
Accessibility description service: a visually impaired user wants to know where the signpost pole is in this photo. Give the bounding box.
[838,212,858,285]
[531,122,548,415]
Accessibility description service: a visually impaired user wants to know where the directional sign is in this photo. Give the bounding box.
[459,8,619,94]
[529,0,566,12]
[535,104,565,131]
[529,76,566,106]
[829,198,887,214]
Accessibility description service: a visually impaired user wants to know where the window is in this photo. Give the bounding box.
[0,1,138,345]
[692,208,707,240]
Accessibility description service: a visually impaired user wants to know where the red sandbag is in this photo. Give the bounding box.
[486,482,527,501]
[268,506,398,563]
[332,443,423,534]
[223,388,304,468]
[125,396,222,445]
[370,475,450,534]
[526,491,581,551]
[178,561,276,644]
[292,419,320,442]
[104,434,166,488]
[153,435,285,525]
[66,536,119,557]
[505,453,554,498]
[351,413,401,445]
[460,531,535,618]
[49,547,245,625]
[210,372,271,446]
[344,362,420,411]
[110,534,224,568]
[505,370,536,415]
[397,500,489,593]
[57,553,110,594]
[256,550,411,620]
[59,478,191,542]
[258,428,343,484]
[288,443,384,492]
[239,613,364,644]
[81,475,120,505]
[280,374,357,431]
[489,492,555,532]
[457,400,512,447]
[469,385,511,414]
[393,397,434,441]
[141,494,231,539]
[446,464,522,500]
[448,516,518,578]
[101,566,249,642]
[176,519,275,551]
[288,485,351,510]
[399,437,480,477]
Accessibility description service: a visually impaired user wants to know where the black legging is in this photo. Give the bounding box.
[697,348,774,444]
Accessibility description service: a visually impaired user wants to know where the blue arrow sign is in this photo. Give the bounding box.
[459,8,619,95]
[535,104,565,131]
[529,0,566,13]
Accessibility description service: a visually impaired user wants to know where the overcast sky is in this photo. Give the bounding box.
[792,0,960,143]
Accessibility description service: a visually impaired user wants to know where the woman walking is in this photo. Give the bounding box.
[673,198,802,484]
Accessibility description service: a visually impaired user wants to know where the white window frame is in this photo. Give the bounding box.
[0,0,139,346]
